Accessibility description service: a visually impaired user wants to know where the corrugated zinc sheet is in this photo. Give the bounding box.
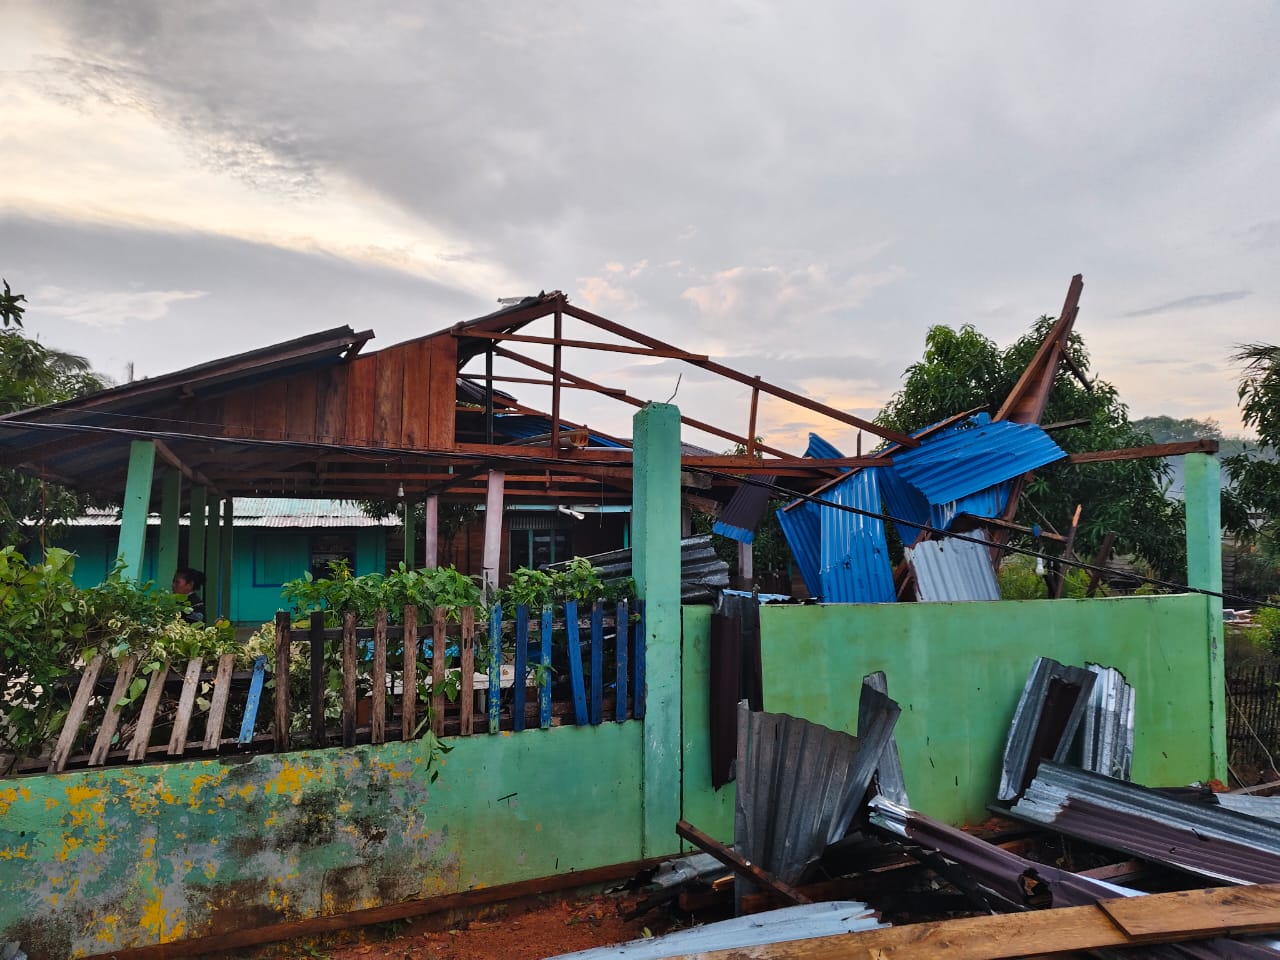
[776,501,821,597]
[713,477,777,544]
[891,414,1065,507]
[877,466,933,545]
[735,692,900,894]
[906,531,1000,602]
[818,470,894,604]
[1008,762,1280,884]
[998,657,1098,801]
[542,535,729,603]
[549,901,885,959]
[1080,665,1135,781]
[804,433,846,462]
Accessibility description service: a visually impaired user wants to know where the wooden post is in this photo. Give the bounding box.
[402,605,418,741]
[273,612,291,752]
[157,468,182,589]
[423,494,439,569]
[188,485,207,570]
[116,440,156,580]
[342,611,357,747]
[746,376,761,456]
[309,611,326,747]
[460,607,475,735]
[403,497,416,569]
[738,541,754,587]
[371,607,387,744]
[219,498,233,619]
[482,470,505,599]
[204,497,221,618]
[551,305,562,451]
[431,607,447,737]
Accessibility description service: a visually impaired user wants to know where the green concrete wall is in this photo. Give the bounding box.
[757,593,1218,825]
[0,725,644,959]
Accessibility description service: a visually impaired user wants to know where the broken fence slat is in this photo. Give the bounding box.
[488,603,502,734]
[565,599,588,726]
[615,599,629,722]
[401,604,418,741]
[431,607,447,738]
[459,607,474,735]
[513,604,529,732]
[202,653,236,752]
[89,654,139,767]
[371,608,387,745]
[342,611,357,748]
[309,610,326,747]
[49,655,105,773]
[539,606,553,729]
[167,657,205,756]
[590,600,603,725]
[238,656,266,745]
[273,611,291,752]
[130,659,172,761]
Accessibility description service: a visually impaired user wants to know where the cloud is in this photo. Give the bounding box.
[1123,291,1251,318]
[34,285,208,329]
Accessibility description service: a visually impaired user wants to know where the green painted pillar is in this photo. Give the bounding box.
[116,440,156,581]
[220,499,234,621]
[156,468,182,589]
[404,498,417,570]
[188,486,208,571]
[204,497,222,618]
[1184,452,1226,781]
[632,402,682,856]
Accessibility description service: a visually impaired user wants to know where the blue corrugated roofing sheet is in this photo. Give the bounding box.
[777,501,822,597]
[819,470,895,603]
[892,413,1065,506]
[492,414,627,448]
[878,466,932,545]
[804,433,846,462]
[906,531,1000,601]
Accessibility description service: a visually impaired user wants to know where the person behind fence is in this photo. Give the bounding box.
[172,567,206,623]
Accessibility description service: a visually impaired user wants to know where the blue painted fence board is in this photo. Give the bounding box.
[565,600,589,725]
[590,601,604,725]
[513,605,529,732]
[539,606,553,729]
[488,603,502,734]
[615,599,629,722]
[238,655,267,744]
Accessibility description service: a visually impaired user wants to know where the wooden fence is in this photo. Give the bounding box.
[19,599,644,777]
[1226,664,1280,775]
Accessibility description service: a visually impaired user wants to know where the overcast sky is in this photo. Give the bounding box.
[3,1,1278,453]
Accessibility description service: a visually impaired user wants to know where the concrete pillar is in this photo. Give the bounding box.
[482,471,505,597]
[219,499,233,621]
[632,403,682,856]
[188,486,208,571]
[116,440,156,581]
[204,497,221,617]
[424,494,439,569]
[156,467,182,589]
[1184,452,1226,782]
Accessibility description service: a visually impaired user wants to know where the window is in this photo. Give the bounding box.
[509,529,572,570]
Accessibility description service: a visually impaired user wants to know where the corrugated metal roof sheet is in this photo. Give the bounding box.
[491,414,627,448]
[891,413,1065,507]
[906,531,1000,602]
[998,658,1098,801]
[542,535,729,604]
[818,470,894,603]
[548,901,886,959]
[1008,762,1280,884]
[776,501,821,597]
[1080,665,1134,781]
[804,433,846,462]
[713,477,776,544]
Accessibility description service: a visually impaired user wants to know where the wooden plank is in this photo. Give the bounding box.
[201,654,236,751]
[220,389,256,439]
[513,605,529,732]
[309,611,326,747]
[615,599,629,722]
[688,883,1280,959]
[590,601,603,725]
[344,354,377,445]
[401,339,430,449]
[431,607,447,737]
[89,655,139,766]
[459,606,475,735]
[129,660,171,761]
[1066,438,1219,464]
[166,658,205,756]
[424,335,458,449]
[342,611,358,748]
[402,604,418,741]
[238,656,267,745]
[457,329,710,360]
[274,612,291,752]
[315,365,348,443]
[539,606,553,729]
[632,600,646,719]
[564,601,588,725]
[371,607,387,744]
[675,819,810,905]
[284,371,318,442]
[49,655,105,772]
[373,348,404,445]
[252,380,288,441]
[487,603,502,734]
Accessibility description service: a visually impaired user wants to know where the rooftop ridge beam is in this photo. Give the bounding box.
[455,329,708,361]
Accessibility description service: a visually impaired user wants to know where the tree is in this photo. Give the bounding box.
[0,283,110,550]
[876,318,1187,577]
[1225,343,1280,560]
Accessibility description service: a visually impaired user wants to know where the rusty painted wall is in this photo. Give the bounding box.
[0,724,644,959]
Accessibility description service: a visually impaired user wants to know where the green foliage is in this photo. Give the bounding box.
[0,546,238,761]
[876,317,1187,577]
[1224,343,1280,565]
[996,554,1102,600]
[1245,601,1280,652]
[0,283,110,551]
[280,560,483,625]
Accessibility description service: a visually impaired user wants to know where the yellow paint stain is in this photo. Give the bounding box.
[47,892,60,907]
[56,834,84,862]
[95,914,122,944]
[141,835,157,859]
[188,771,226,805]
[0,787,17,817]
[158,788,177,805]
[0,844,31,861]
[65,784,103,806]
[337,800,353,815]
[45,797,60,810]
[502,730,512,737]
[266,761,321,800]
[139,891,167,936]
[535,823,542,831]
[203,861,217,880]
[234,782,257,802]
[91,833,109,855]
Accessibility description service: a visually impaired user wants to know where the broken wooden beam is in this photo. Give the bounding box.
[675,819,811,905]
[1066,437,1219,464]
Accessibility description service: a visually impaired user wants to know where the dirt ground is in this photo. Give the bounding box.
[229,891,683,960]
